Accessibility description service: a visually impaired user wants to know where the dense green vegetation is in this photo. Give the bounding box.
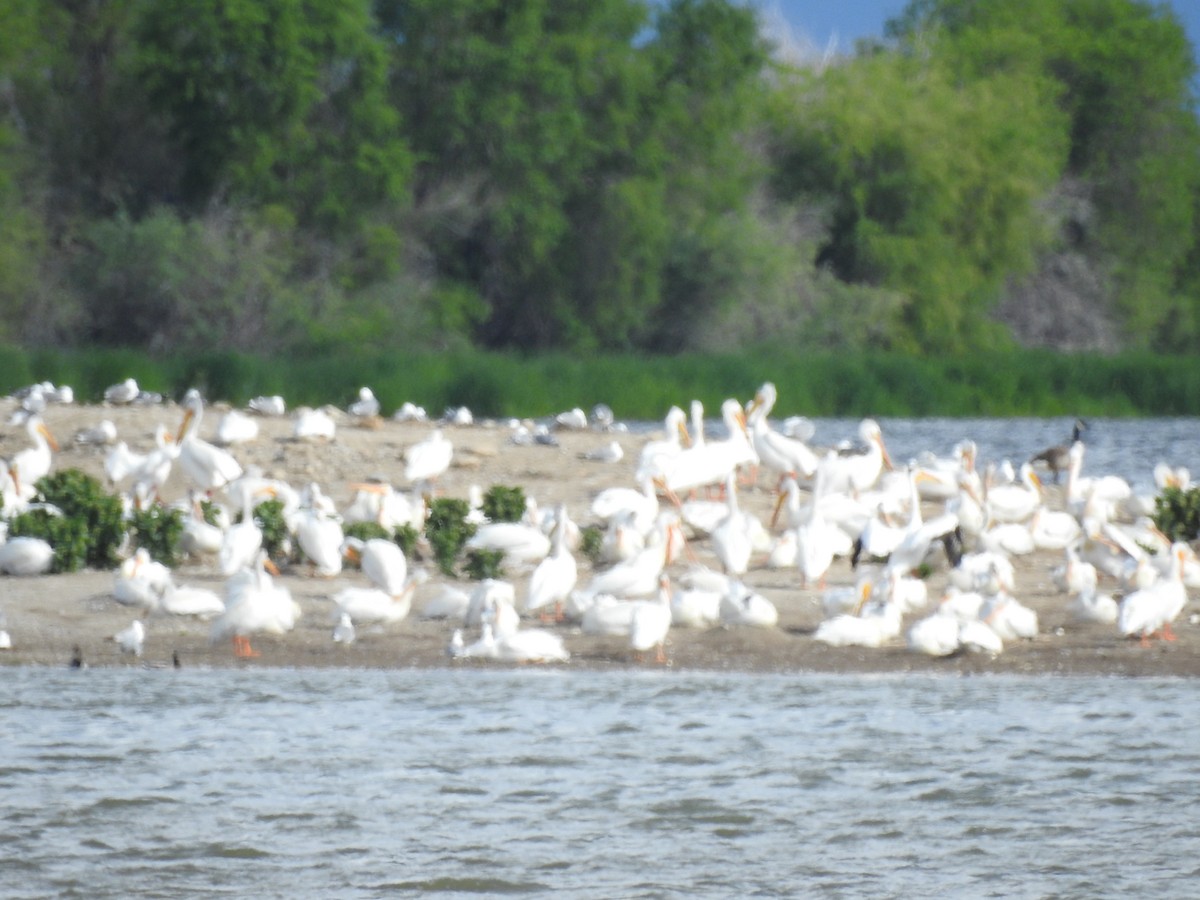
[0,0,1196,358]
[2,346,1198,417]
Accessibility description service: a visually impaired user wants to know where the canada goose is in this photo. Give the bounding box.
[1030,418,1087,483]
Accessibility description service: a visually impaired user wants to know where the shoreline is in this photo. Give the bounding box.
[1,398,1197,677]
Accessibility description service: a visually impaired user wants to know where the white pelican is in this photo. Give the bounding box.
[0,536,53,575]
[107,424,178,505]
[104,377,139,405]
[579,594,637,635]
[465,579,517,627]
[599,509,645,563]
[465,521,551,568]
[745,382,819,481]
[453,623,498,659]
[343,482,425,532]
[348,386,380,419]
[710,474,758,576]
[795,463,837,589]
[1064,441,1132,521]
[294,484,344,577]
[958,619,1004,655]
[420,583,471,620]
[661,399,756,499]
[215,409,259,446]
[635,406,690,484]
[576,519,682,602]
[211,551,300,656]
[404,429,453,487]
[179,493,224,560]
[981,593,1039,641]
[10,414,58,495]
[113,620,145,657]
[984,461,1042,524]
[332,577,420,625]
[951,551,1015,595]
[524,504,577,619]
[292,406,337,441]
[159,582,225,619]
[1029,506,1081,551]
[345,537,408,595]
[176,390,244,493]
[494,626,570,663]
[907,612,961,657]
[1051,542,1098,596]
[818,419,893,496]
[1118,543,1189,643]
[980,520,1036,557]
[815,596,902,648]
[219,489,267,577]
[668,580,722,628]
[719,580,778,627]
[629,576,672,662]
[1068,588,1118,625]
[248,395,287,417]
[590,477,659,535]
[113,548,172,612]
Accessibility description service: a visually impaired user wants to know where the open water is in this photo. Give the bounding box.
[4,667,1199,898]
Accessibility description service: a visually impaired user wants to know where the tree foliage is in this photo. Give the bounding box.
[0,0,1196,357]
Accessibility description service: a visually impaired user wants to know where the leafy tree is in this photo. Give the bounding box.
[887,0,1200,350]
[136,0,412,228]
[768,52,1066,351]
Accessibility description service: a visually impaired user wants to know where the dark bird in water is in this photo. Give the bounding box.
[1030,418,1087,484]
[69,645,83,669]
[172,650,181,670]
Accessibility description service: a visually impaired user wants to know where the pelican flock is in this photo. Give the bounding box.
[0,377,1196,671]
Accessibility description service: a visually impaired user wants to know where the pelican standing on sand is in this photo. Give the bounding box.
[523,503,577,619]
[211,551,300,657]
[819,419,893,496]
[405,429,453,489]
[10,414,58,495]
[177,389,243,493]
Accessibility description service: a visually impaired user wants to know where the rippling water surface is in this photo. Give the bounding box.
[5,668,1199,897]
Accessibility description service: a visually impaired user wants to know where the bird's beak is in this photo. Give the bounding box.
[264,558,281,576]
[878,436,894,471]
[39,424,59,452]
[852,581,873,616]
[771,490,788,530]
[677,420,692,448]
[176,409,193,445]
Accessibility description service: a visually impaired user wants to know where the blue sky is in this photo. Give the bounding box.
[755,0,1200,84]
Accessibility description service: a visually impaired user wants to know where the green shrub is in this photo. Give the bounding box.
[343,521,391,543]
[245,498,294,565]
[394,523,421,558]
[1153,487,1200,542]
[579,524,605,567]
[424,497,476,577]
[8,469,127,572]
[463,548,505,581]
[482,485,527,524]
[129,503,184,567]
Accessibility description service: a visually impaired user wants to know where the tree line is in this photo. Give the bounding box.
[0,0,1196,357]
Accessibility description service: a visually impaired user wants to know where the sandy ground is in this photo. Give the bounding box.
[0,396,1197,676]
